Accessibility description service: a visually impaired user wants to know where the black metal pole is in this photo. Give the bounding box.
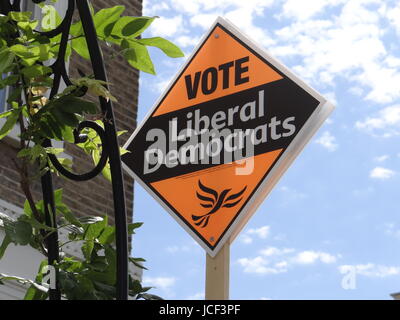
[76,0,129,300]
[40,149,61,300]
[39,0,75,301]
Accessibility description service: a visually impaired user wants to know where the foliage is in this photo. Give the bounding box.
[1,191,161,299]
[0,1,183,300]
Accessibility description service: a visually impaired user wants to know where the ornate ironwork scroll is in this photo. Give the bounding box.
[0,0,129,300]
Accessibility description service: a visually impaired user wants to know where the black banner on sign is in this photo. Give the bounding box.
[122,78,319,184]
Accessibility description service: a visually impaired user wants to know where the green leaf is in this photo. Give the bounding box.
[0,48,15,74]
[18,215,55,232]
[3,219,33,246]
[0,110,12,119]
[45,115,63,140]
[35,44,53,61]
[98,226,115,245]
[129,278,143,295]
[117,130,127,137]
[23,199,33,218]
[14,220,33,245]
[69,21,82,37]
[101,163,112,182]
[137,293,163,300]
[82,240,94,262]
[128,222,143,235]
[10,44,33,58]
[94,5,125,38]
[122,40,155,74]
[39,120,57,140]
[51,108,79,127]
[58,96,98,114]
[60,208,82,228]
[84,216,107,240]
[17,148,33,158]
[0,108,21,140]
[44,147,63,155]
[120,147,130,156]
[8,11,32,22]
[0,14,10,24]
[138,37,184,58]
[0,235,11,260]
[17,20,38,32]
[71,37,90,60]
[6,87,22,104]
[21,65,52,78]
[129,257,147,270]
[0,75,19,89]
[92,150,111,182]
[61,125,75,143]
[23,284,44,300]
[71,78,116,102]
[112,16,156,39]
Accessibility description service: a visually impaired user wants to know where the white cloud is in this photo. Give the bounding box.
[356,105,400,137]
[143,276,176,290]
[384,223,400,239]
[175,35,201,48]
[240,234,253,244]
[143,1,170,15]
[149,15,184,38]
[237,247,339,275]
[237,256,288,275]
[272,1,400,105]
[168,0,276,46]
[369,167,396,180]
[338,264,400,278]
[153,76,172,94]
[247,226,270,239]
[293,250,337,265]
[260,246,294,257]
[323,92,338,106]
[240,226,270,244]
[280,0,345,21]
[348,86,364,97]
[146,0,400,108]
[374,155,390,162]
[315,131,338,152]
[386,3,400,36]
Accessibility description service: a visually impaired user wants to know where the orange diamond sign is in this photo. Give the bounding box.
[122,17,334,256]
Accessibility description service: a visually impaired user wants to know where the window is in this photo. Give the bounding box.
[0,1,70,158]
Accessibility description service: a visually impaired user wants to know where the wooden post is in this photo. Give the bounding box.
[205,242,230,300]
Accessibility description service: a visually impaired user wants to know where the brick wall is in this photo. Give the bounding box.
[0,0,142,226]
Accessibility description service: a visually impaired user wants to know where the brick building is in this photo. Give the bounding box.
[0,0,142,299]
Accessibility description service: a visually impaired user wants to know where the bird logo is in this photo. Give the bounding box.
[191,180,247,228]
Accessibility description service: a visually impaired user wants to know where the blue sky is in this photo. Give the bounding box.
[130,0,400,300]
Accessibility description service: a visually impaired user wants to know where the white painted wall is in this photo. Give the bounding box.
[0,229,45,299]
